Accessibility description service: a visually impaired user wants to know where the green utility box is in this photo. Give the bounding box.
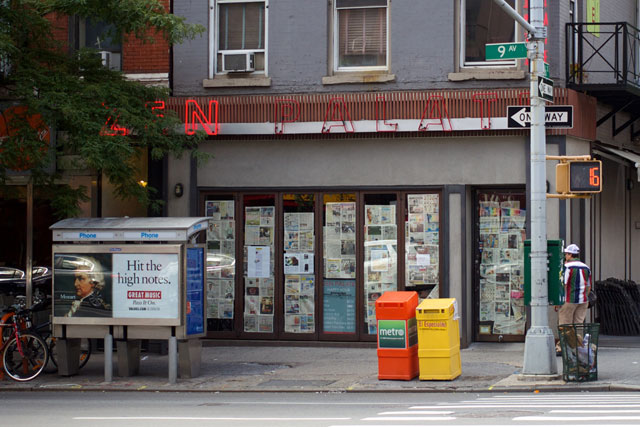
[524,239,564,305]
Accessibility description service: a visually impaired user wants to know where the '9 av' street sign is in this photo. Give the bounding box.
[485,42,528,60]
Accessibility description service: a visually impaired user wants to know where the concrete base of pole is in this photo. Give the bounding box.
[178,339,202,379]
[56,338,81,376]
[522,326,559,375]
[116,340,141,377]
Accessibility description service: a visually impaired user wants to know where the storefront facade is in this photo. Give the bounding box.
[166,1,621,346]
[164,89,596,347]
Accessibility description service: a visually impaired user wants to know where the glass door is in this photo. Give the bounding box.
[363,193,398,335]
[405,193,441,299]
[242,194,276,334]
[204,196,236,333]
[321,193,357,338]
[282,193,317,336]
[475,189,527,342]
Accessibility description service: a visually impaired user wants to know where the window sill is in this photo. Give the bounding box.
[322,73,396,85]
[203,76,271,88]
[448,70,526,81]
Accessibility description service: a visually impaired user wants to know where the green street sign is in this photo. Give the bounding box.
[485,42,528,61]
[544,62,550,78]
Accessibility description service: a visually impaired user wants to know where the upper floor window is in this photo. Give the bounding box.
[461,0,518,67]
[72,17,122,71]
[212,0,267,75]
[334,0,388,71]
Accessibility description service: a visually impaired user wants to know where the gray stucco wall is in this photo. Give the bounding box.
[597,159,628,280]
[632,174,640,282]
[172,0,534,96]
[195,136,528,188]
[172,1,640,95]
[173,0,210,95]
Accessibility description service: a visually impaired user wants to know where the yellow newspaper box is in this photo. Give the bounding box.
[416,298,461,380]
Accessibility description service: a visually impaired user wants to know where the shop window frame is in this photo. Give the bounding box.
[471,186,528,343]
[332,0,390,73]
[209,0,268,79]
[199,188,444,343]
[459,0,520,69]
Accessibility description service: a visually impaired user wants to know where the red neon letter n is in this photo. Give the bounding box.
[185,100,218,135]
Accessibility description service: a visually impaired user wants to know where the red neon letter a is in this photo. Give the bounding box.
[322,97,355,133]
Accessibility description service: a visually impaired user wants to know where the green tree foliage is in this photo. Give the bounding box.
[0,0,206,217]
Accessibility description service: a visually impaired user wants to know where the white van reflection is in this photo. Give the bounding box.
[364,240,397,276]
[207,253,235,278]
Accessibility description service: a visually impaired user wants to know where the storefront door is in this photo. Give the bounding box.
[474,189,527,342]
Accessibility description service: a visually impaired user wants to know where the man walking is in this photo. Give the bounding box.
[556,243,592,354]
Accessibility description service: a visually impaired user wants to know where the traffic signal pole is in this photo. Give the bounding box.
[492,0,557,375]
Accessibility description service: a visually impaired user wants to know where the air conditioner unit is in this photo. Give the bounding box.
[99,51,111,68]
[221,53,255,73]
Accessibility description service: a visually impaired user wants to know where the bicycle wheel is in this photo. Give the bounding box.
[49,337,92,369]
[3,332,49,381]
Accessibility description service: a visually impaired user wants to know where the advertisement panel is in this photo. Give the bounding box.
[53,245,183,325]
[186,247,205,335]
[112,253,179,319]
[378,319,408,349]
[54,253,113,318]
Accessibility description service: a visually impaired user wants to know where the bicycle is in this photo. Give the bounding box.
[27,296,92,371]
[34,319,92,372]
[0,306,49,381]
[2,296,91,373]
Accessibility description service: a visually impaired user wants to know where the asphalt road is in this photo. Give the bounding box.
[1,391,640,426]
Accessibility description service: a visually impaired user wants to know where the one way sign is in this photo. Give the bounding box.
[507,105,573,129]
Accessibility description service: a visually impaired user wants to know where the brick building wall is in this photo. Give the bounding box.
[47,13,69,49]
[122,0,170,74]
[46,1,170,75]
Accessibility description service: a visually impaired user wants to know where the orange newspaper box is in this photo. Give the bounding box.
[375,291,419,380]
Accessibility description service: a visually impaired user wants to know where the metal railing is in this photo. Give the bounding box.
[566,22,640,89]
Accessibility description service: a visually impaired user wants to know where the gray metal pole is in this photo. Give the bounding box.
[522,0,557,376]
[491,0,537,34]
[168,336,177,384]
[26,181,33,308]
[104,333,113,382]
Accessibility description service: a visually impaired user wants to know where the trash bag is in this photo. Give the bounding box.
[558,323,599,382]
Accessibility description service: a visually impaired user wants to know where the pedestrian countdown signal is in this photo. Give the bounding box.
[556,160,602,194]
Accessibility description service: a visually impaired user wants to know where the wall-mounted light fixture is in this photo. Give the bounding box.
[174,183,184,198]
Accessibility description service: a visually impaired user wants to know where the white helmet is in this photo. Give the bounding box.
[564,243,580,254]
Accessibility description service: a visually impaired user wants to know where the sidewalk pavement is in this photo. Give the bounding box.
[2,338,640,393]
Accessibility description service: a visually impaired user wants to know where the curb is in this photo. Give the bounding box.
[3,382,640,394]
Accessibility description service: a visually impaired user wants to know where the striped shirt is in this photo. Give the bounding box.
[563,260,592,304]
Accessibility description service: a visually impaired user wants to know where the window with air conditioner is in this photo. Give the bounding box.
[72,17,122,71]
[334,0,388,71]
[213,0,267,75]
[461,0,518,67]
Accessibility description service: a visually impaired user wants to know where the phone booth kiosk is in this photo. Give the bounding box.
[49,217,209,383]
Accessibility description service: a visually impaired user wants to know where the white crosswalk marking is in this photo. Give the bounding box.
[330,393,640,427]
[552,409,640,413]
[515,415,640,421]
[377,410,454,415]
[362,416,457,421]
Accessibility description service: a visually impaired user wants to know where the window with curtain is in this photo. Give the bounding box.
[216,0,266,73]
[335,0,388,70]
[462,0,517,66]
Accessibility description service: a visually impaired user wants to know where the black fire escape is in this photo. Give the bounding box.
[566,22,640,139]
